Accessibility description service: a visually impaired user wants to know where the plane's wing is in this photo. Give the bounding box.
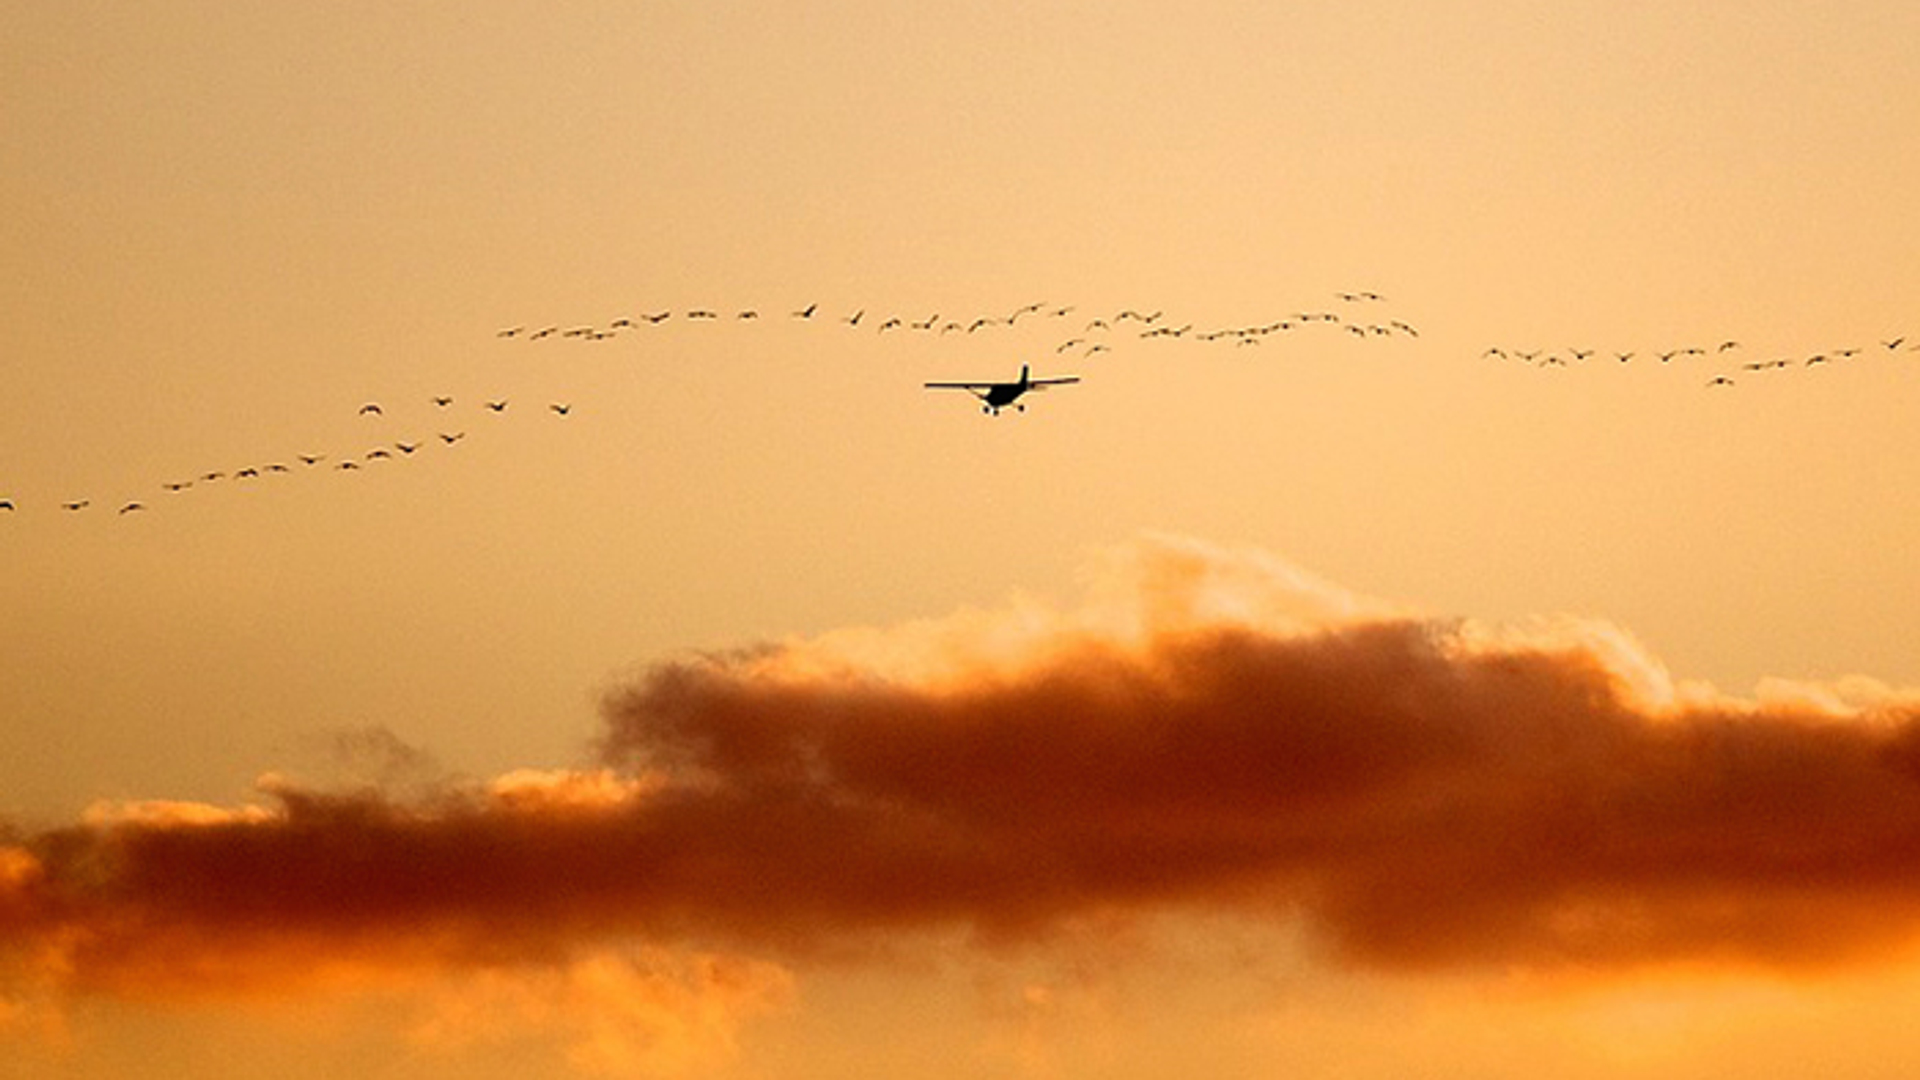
[1028,376,1080,386]
[923,382,996,390]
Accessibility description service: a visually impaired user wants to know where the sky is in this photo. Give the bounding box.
[4,1,1920,1076]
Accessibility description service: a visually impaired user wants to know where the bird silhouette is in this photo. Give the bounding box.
[118,502,145,514]
[486,400,509,412]
[439,432,466,444]
[550,403,571,416]
[62,500,89,511]
[432,396,454,407]
[394,442,420,455]
[359,403,383,416]
[298,454,325,466]
[792,303,817,319]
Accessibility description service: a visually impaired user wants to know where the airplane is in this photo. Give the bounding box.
[924,364,1079,415]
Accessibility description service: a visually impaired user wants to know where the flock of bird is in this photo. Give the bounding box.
[495,292,1421,363]
[7,290,1914,522]
[0,396,573,520]
[1482,335,1919,387]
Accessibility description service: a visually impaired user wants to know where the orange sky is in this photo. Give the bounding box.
[4,2,1920,1077]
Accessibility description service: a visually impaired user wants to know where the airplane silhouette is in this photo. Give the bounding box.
[924,364,1080,415]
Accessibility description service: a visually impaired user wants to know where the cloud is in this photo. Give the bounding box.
[408,947,793,1077]
[8,534,1920,1020]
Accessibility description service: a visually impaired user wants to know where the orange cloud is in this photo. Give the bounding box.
[8,535,1920,1012]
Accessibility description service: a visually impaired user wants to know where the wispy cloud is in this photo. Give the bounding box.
[8,535,1920,1021]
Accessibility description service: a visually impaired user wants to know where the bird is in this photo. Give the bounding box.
[366,448,392,460]
[62,500,90,511]
[298,454,325,466]
[737,309,759,319]
[641,311,670,324]
[394,442,420,455]
[1884,337,1907,350]
[336,461,359,471]
[359,403,383,416]
[235,467,260,479]
[1718,340,1740,352]
[0,499,14,511]
[1706,376,1736,388]
[688,310,718,320]
[486,400,509,412]
[432,396,454,407]
[842,309,864,327]
[163,482,193,492]
[497,327,523,338]
[549,403,571,416]
[439,431,466,444]
[118,502,145,515]
[792,303,817,319]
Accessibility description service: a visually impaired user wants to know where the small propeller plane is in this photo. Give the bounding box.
[924,364,1080,415]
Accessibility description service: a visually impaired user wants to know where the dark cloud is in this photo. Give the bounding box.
[7,537,1920,1005]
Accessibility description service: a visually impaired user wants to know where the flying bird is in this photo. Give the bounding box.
[432,396,454,407]
[118,502,145,514]
[0,499,14,511]
[439,432,466,444]
[792,303,817,319]
[486,400,509,412]
[298,454,325,466]
[62,500,90,511]
[359,403,383,416]
[549,403,571,416]
[394,442,420,455]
